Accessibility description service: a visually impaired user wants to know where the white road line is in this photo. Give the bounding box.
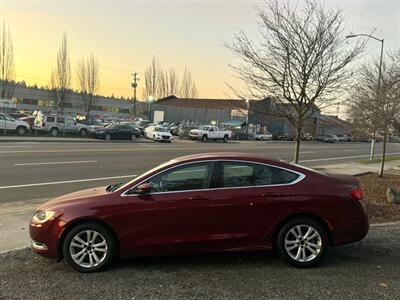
[344,149,356,152]
[0,174,137,190]
[14,160,97,166]
[299,151,315,154]
[299,152,400,163]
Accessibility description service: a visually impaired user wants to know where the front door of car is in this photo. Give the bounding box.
[205,161,298,247]
[122,162,219,255]
[65,118,77,133]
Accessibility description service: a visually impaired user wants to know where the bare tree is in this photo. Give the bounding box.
[179,66,198,98]
[76,53,100,113]
[0,21,15,99]
[348,52,400,176]
[51,33,71,111]
[143,56,197,99]
[226,0,364,163]
[143,55,162,100]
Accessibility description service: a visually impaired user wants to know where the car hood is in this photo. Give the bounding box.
[190,129,201,134]
[38,186,109,210]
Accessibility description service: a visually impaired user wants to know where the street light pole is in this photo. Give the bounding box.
[131,72,139,118]
[346,33,384,160]
[246,99,250,139]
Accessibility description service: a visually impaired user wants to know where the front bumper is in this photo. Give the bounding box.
[29,217,66,260]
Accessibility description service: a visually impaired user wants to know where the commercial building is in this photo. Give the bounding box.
[0,82,147,119]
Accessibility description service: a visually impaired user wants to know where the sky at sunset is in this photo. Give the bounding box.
[1,0,399,115]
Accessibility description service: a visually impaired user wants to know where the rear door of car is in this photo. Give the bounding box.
[122,161,221,254]
[118,125,131,139]
[206,160,302,247]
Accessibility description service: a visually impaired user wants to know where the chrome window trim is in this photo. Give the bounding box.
[120,159,306,197]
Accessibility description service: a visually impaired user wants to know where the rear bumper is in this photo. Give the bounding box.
[331,201,369,246]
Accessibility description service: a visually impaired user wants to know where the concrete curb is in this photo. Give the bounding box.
[0,246,28,255]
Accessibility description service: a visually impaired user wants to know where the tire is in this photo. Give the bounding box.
[63,222,117,273]
[223,135,228,143]
[105,133,111,141]
[153,134,157,142]
[80,129,88,137]
[202,135,208,142]
[276,217,328,268]
[16,126,27,136]
[50,128,59,137]
[131,134,137,142]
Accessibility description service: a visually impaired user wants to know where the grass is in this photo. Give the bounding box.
[355,155,400,164]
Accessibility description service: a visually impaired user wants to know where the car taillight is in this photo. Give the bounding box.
[350,187,364,200]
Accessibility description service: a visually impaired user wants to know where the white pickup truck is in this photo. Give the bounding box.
[189,125,232,142]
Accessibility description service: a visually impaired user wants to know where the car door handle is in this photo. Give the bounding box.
[260,192,276,197]
[188,196,209,200]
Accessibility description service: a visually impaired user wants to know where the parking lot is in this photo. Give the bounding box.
[1,223,399,299]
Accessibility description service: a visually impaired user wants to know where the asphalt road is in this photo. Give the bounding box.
[1,140,400,203]
[0,223,399,299]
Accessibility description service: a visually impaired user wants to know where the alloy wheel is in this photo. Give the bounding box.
[284,224,322,263]
[69,230,108,269]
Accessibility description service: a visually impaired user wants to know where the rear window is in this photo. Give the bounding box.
[46,116,55,122]
[56,117,65,123]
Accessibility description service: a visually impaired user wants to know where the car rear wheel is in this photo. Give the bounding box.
[223,135,228,143]
[63,222,116,273]
[131,134,137,142]
[276,217,327,268]
[50,128,59,137]
[16,126,27,136]
[105,133,111,141]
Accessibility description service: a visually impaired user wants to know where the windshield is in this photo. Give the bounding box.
[107,124,118,130]
[155,127,168,132]
[199,126,210,131]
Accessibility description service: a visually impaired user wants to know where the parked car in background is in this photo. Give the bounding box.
[322,134,338,143]
[0,113,30,135]
[145,125,173,142]
[189,125,232,142]
[34,116,90,137]
[89,123,111,135]
[94,124,140,141]
[255,132,273,141]
[7,112,29,120]
[29,152,369,272]
[19,116,35,129]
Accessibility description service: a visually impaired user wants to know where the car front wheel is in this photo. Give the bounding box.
[63,222,117,272]
[17,126,27,136]
[105,133,111,141]
[131,134,137,142]
[276,218,327,268]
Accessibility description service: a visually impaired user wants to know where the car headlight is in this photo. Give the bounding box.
[32,211,55,224]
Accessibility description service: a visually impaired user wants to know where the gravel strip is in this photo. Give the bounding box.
[1,224,399,300]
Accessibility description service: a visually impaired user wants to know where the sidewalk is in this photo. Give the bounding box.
[1,160,399,254]
[314,159,400,175]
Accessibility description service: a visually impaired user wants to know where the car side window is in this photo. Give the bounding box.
[66,118,75,125]
[131,162,213,194]
[46,116,55,123]
[56,117,65,123]
[218,161,300,188]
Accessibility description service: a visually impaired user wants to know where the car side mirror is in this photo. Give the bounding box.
[134,183,152,194]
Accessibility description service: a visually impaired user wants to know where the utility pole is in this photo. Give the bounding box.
[131,72,139,117]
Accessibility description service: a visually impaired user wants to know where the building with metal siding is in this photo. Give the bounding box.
[1,82,147,118]
[150,96,246,124]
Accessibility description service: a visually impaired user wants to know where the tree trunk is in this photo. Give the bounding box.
[378,131,387,177]
[293,127,302,163]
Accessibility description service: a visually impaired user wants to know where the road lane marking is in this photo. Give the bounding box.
[0,174,137,190]
[344,149,355,152]
[299,152,400,163]
[14,160,98,166]
[299,151,315,154]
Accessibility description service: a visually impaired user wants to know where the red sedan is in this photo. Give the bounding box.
[29,153,369,272]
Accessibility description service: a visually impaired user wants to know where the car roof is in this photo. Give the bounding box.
[169,152,282,165]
